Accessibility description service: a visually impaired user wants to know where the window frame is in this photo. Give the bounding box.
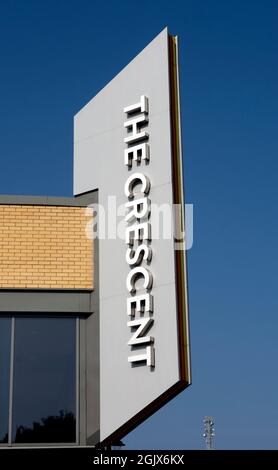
[0,314,87,448]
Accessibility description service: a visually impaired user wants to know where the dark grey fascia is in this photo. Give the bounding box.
[0,189,97,207]
[0,290,92,313]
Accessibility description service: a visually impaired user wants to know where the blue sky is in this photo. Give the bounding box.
[0,0,277,449]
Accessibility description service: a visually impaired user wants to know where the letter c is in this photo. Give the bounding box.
[126,267,153,293]
[124,173,150,199]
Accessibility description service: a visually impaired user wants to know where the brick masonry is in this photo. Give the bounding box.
[0,205,93,289]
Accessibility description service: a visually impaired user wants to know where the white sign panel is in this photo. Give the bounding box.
[74,27,191,444]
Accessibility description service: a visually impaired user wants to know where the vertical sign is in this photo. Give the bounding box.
[74,27,191,445]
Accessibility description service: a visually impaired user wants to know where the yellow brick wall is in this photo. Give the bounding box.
[0,205,93,289]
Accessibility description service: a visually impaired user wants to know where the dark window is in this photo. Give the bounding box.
[0,318,11,443]
[12,317,76,443]
[0,316,77,445]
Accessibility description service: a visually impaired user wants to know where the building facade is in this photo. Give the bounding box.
[0,192,99,446]
[0,28,191,448]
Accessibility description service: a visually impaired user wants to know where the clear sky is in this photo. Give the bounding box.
[0,0,277,450]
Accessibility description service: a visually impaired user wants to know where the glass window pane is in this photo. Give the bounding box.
[12,317,76,443]
[0,318,11,444]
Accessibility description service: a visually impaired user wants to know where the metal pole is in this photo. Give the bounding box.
[203,416,215,450]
